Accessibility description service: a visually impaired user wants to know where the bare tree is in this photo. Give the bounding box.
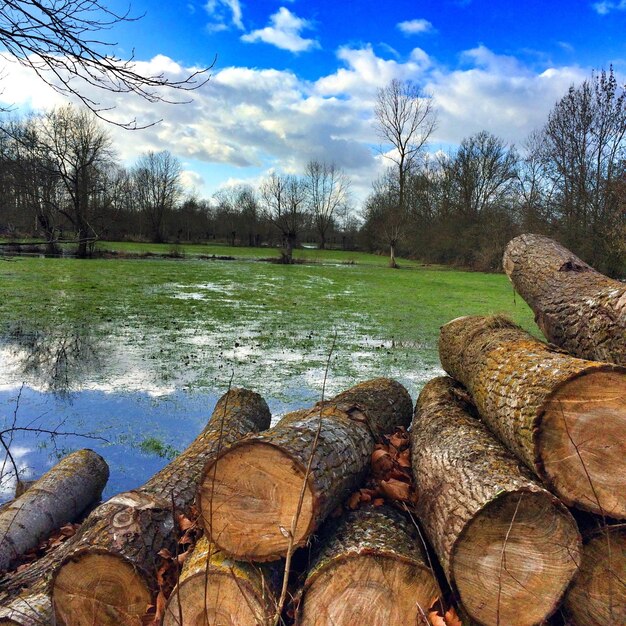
[260,172,306,263]
[0,0,212,128]
[375,79,437,231]
[20,104,114,257]
[363,169,404,268]
[538,66,626,271]
[304,160,350,249]
[132,150,182,244]
[446,130,519,218]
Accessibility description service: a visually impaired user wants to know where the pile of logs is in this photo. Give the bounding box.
[0,234,624,626]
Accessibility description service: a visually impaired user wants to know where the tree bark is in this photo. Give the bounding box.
[51,388,271,626]
[439,315,626,519]
[296,505,439,626]
[0,590,50,626]
[0,449,108,573]
[563,522,625,626]
[412,376,581,626]
[199,378,413,561]
[503,233,626,365]
[162,535,281,626]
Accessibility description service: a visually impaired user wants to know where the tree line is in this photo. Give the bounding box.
[0,67,624,274]
[363,69,625,277]
[0,106,357,260]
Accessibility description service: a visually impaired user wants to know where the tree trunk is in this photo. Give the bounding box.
[199,378,413,562]
[412,376,581,626]
[389,243,397,268]
[503,233,626,365]
[563,523,626,626]
[296,505,439,626]
[438,315,626,519]
[162,535,281,626]
[0,449,108,573]
[51,388,271,626]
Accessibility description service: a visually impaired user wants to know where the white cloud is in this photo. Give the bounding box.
[205,0,244,31]
[0,45,608,206]
[241,7,319,53]
[592,1,626,14]
[397,19,434,35]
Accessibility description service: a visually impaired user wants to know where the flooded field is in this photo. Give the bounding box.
[0,253,535,499]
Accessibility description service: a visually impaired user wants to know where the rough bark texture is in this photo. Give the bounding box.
[51,388,271,626]
[199,378,413,561]
[563,523,626,626]
[0,590,50,626]
[163,535,281,626]
[297,505,439,626]
[0,449,108,573]
[503,233,626,365]
[412,377,581,626]
[438,315,626,518]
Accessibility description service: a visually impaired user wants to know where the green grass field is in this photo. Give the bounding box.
[0,247,536,403]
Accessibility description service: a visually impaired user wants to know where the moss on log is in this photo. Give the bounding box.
[199,378,413,561]
[412,377,581,626]
[503,233,626,365]
[163,535,281,626]
[439,315,626,518]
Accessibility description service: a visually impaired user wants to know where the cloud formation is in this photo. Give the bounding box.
[592,1,626,14]
[205,0,244,31]
[0,45,600,204]
[397,19,434,35]
[241,7,319,52]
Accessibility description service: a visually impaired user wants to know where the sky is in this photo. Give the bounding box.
[1,0,625,205]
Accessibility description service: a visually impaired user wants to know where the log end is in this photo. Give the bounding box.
[538,367,626,518]
[563,525,626,626]
[198,442,315,561]
[451,489,581,626]
[299,554,437,626]
[52,552,151,626]
[163,571,266,626]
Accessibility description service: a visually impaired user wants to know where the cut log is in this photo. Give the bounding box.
[0,449,108,572]
[412,377,581,626]
[51,388,270,626]
[297,505,440,626]
[162,535,281,626]
[199,378,413,561]
[563,523,626,626]
[503,233,626,365]
[439,315,626,518]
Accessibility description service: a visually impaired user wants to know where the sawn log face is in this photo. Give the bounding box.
[438,315,626,518]
[51,388,270,626]
[199,378,413,561]
[411,377,581,626]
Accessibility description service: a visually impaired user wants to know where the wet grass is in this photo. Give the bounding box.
[0,250,536,403]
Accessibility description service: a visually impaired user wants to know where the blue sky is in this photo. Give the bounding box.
[2,0,625,203]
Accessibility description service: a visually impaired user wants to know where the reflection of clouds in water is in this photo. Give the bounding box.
[0,445,33,499]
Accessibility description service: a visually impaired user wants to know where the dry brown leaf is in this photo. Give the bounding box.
[428,611,447,626]
[380,478,411,502]
[177,513,195,532]
[444,607,462,626]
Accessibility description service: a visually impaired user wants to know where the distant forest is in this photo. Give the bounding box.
[0,68,624,276]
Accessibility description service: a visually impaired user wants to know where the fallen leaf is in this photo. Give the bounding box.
[380,478,411,502]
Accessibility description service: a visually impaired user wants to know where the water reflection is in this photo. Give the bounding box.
[3,323,105,398]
